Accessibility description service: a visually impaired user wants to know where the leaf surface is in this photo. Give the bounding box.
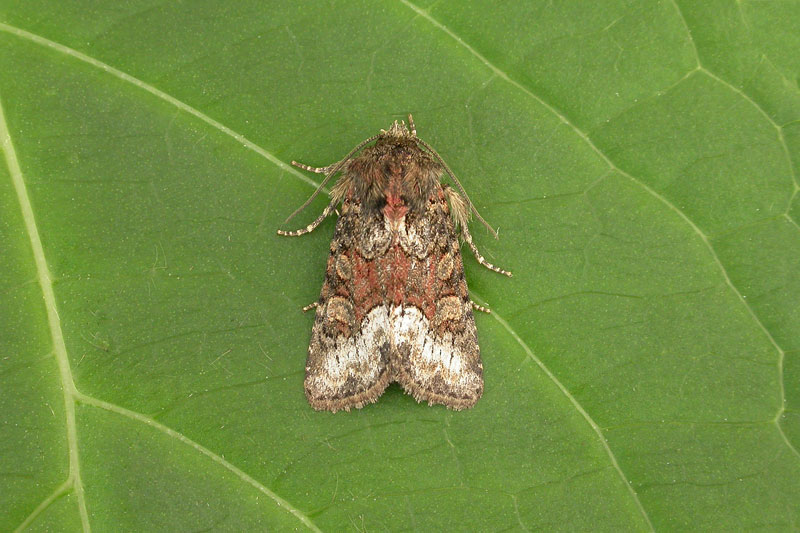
[1,1,799,530]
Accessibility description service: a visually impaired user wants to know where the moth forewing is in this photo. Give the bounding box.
[279,116,510,411]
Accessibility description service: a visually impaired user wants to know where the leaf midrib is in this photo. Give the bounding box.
[0,92,90,532]
[0,27,320,533]
[2,3,798,528]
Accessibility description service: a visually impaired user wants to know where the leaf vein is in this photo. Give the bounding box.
[73,391,322,532]
[402,0,797,464]
[0,40,322,528]
[670,0,799,192]
[475,297,654,531]
[0,22,318,191]
[1,93,91,531]
[13,479,72,532]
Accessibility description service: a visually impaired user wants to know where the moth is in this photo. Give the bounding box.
[279,115,510,412]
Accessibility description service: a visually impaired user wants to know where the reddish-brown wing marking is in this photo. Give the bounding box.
[280,116,509,412]
[304,201,393,412]
[390,187,483,409]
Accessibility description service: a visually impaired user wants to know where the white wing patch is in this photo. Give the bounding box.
[305,302,482,410]
[390,305,482,404]
[305,304,390,406]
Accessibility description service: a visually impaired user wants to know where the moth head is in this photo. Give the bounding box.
[379,114,417,139]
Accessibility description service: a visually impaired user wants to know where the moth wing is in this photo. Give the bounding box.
[304,202,392,412]
[392,194,483,409]
[305,303,392,412]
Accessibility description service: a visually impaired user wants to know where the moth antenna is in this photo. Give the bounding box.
[284,134,380,224]
[414,137,499,239]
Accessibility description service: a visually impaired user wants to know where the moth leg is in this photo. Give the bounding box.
[277,200,337,237]
[460,223,513,277]
[291,160,338,174]
[302,301,319,312]
[471,301,491,313]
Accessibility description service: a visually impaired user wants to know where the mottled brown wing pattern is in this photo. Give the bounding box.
[390,188,483,409]
[284,115,508,412]
[304,190,482,411]
[304,201,393,412]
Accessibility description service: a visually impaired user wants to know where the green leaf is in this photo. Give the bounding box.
[2,1,799,530]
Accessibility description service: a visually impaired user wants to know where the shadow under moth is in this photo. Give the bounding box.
[279,115,510,412]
